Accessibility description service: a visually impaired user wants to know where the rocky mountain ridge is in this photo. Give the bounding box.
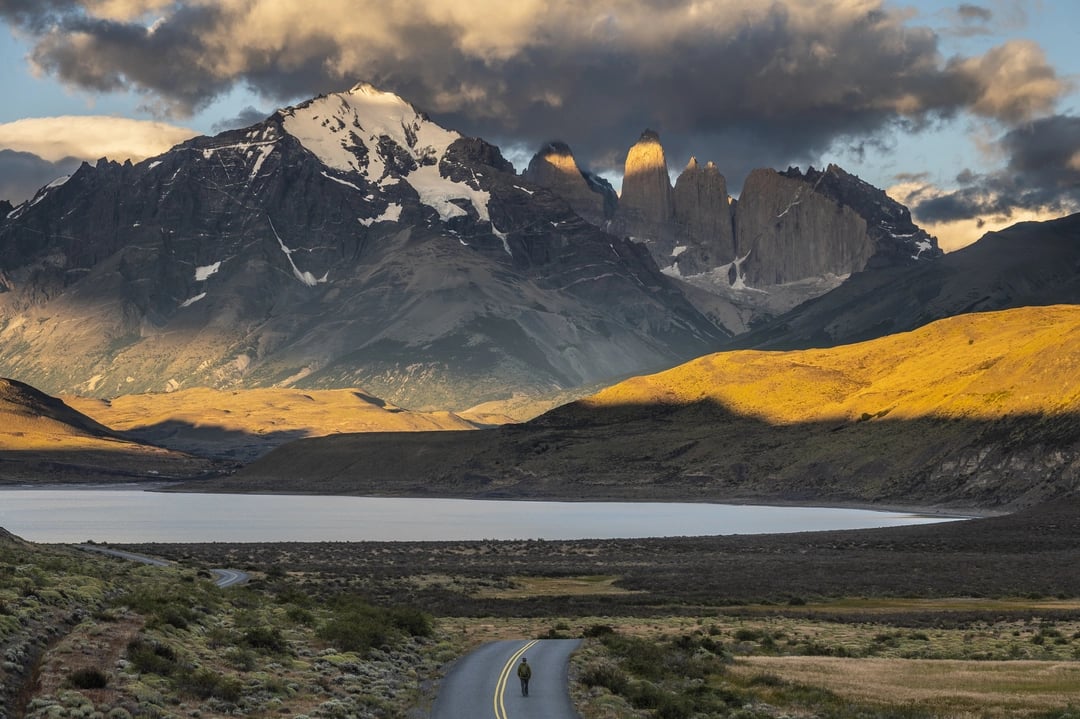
[522,132,941,324]
[0,83,725,409]
[734,211,1080,351]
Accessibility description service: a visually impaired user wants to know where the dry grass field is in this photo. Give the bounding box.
[64,386,485,461]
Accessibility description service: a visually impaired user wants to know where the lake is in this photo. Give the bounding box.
[0,487,963,543]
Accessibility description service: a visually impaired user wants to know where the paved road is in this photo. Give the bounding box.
[75,544,249,588]
[431,638,582,719]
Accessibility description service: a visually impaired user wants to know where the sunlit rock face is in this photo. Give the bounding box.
[613,129,676,252]
[522,141,609,226]
[672,158,735,276]
[0,84,726,409]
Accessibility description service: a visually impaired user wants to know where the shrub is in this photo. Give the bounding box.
[242,626,288,654]
[318,614,392,653]
[389,606,433,637]
[286,605,316,626]
[580,661,628,694]
[127,638,179,676]
[68,666,108,689]
[734,628,764,642]
[178,668,242,702]
[583,624,615,638]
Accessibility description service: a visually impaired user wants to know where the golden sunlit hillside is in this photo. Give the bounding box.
[579,304,1080,424]
[0,378,218,482]
[64,386,488,461]
[189,305,1080,511]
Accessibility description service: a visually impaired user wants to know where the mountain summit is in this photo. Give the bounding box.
[0,84,725,408]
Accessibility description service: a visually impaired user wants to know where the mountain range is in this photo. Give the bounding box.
[0,82,970,410]
[0,84,722,410]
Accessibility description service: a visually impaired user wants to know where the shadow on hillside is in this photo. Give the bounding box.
[188,398,1080,512]
[119,419,313,462]
[0,447,226,485]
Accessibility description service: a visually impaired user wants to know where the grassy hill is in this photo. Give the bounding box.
[65,386,486,461]
[181,305,1080,510]
[573,303,1080,424]
[0,378,219,483]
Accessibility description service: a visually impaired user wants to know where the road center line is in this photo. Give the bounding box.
[494,639,539,719]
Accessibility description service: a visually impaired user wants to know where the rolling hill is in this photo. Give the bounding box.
[63,386,488,462]
[0,377,219,483]
[178,305,1080,510]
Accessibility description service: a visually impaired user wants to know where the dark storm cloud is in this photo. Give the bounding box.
[912,114,1080,223]
[0,0,1069,194]
[25,5,234,116]
[0,149,81,204]
[211,106,271,133]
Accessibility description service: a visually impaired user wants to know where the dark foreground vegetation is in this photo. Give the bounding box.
[8,497,1080,718]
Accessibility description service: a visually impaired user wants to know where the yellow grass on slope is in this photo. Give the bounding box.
[732,656,1080,718]
[64,386,481,438]
[582,305,1080,425]
[0,377,138,452]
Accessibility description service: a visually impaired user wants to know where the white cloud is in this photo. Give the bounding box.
[0,116,196,163]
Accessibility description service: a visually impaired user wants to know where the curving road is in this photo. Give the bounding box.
[431,638,582,719]
[75,544,248,588]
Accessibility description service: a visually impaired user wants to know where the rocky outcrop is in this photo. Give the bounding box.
[783,164,942,267]
[672,158,735,275]
[613,130,675,252]
[734,168,873,286]
[732,211,1080,351]
[522,141,608,225]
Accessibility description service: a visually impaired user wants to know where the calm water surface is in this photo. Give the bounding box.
[0,487,961,543]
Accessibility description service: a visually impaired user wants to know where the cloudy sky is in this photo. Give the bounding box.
[1,0,1078,251]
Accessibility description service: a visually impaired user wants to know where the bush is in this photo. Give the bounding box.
[600,634,668,681]
[127,638,179,676]
[317,597,431,653]
[242,625,288,654]
[583,624,615,638]
[734,628,764,642]
[68,666,108,689]
[318,614,392,653]
[178,668,242,702]
[580,661,628,694]
[389,606,433,637]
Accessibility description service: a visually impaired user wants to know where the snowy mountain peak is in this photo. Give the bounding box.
[274,83,497,227]
[279,83,459,181]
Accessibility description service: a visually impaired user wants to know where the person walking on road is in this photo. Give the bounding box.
[517,656,532,696]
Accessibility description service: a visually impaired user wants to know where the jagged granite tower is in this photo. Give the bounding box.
[672,158,735,275]
[522,141,610,226]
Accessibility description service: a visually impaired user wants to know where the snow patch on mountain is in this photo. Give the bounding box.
[248,144,275,180]
[408,164,490,222]
[320,171,363,192]
[358,203,402,226]
[268,217,328,287]
[194,262,221,281]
